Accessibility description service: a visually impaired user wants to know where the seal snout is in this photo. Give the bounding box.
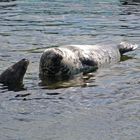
[19,58,29,67]
[22,58,29,64]
[22,59,29,70]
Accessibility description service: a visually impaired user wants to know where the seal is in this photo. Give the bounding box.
[0,58,29,89]
[39,42,138,80]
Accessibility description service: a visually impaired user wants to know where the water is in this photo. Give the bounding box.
[0,0,140,139]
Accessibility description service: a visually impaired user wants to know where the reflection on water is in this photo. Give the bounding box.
[0,0,140,140]
[39,73,95,89]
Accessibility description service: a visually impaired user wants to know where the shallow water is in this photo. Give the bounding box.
[0,0,140,140]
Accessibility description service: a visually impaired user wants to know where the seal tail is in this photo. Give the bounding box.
[117,41,138,55]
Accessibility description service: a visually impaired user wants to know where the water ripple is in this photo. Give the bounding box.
[0,0,140,140]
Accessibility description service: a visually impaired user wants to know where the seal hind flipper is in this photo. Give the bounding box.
[117,42,138,55]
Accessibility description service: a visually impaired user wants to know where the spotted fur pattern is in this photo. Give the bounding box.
[39,42,138,79]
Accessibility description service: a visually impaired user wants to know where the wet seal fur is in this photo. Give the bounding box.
[39,42,138,80]
[0,59,29,90]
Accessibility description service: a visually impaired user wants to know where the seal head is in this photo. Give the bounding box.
[39,48,63,79]
[0,58,29,89]
[39,47,84,81]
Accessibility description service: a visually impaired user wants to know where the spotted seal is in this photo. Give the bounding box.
[0,58,29,89]
[39,42,138,80]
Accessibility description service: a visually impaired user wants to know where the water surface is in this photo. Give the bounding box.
[0,0,140,140]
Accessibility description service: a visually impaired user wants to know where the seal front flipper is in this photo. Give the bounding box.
[79,58,98,74]
[0,59,29,91]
